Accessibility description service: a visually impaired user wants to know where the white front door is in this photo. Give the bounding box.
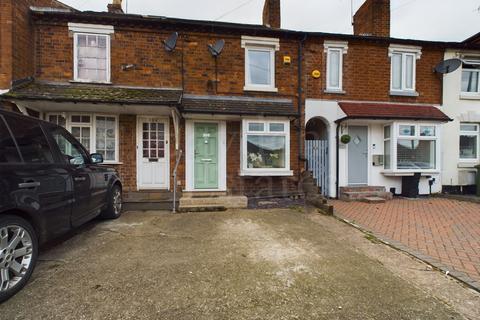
[137,117,169,190]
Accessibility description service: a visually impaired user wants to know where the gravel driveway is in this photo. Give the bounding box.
[0,209,478,319]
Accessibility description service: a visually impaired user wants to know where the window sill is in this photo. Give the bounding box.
[240,170,293,177]
[458,162,479,168]
[382,170,439,176]
[460,94,480,100]
[70,80,112,85]
[324,89,346,94]
[243,86,278,93]
[389,90,419,97]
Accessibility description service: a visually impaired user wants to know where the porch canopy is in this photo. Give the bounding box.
[181,94,298,118]
[336,102,452,122]
[1,80,182,115]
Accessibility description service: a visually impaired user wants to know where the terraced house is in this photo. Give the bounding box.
[0,0,479,208]
[0,0,304,210]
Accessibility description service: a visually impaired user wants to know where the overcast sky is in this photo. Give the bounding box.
[61,0,480,41]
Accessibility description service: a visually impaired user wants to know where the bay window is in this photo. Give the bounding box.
[46,112,119,163]
[241,119,291,176]
[383,123,438,172]
[241,36,279,92]
[459,123,479,161]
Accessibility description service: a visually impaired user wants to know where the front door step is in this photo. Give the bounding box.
[123,191,175,211]
[339,186,392,201]
[179,195,248,211]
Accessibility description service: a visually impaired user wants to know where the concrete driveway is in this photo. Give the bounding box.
[0,209,478,319]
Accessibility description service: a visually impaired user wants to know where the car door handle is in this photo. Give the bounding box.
[18,182,41,189]
[74,177,87,182]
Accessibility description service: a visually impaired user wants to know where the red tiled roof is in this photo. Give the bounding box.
[338,102,452,122]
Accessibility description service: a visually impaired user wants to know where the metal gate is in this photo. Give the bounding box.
[305,140,329,196]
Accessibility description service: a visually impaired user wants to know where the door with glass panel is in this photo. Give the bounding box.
[348,126,368,185]
[137,117,169,190]
[194,123,218,189]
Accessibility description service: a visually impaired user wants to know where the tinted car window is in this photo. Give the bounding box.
[5,115,54,164]
[49,127,87,166]
[0,116,21,163]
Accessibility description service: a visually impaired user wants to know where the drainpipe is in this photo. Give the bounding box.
[335,119,345,199]
[297,33,307,169]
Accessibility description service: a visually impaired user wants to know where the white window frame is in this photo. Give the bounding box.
[461,59,480,96]
[389,45,421,95]
[383,125,391,170]
[240,119,292,176]
[324,41,348,93]
[69,23,114,84]
[45,112,120,164]
[459,123,480,162]
[241,36,280,92]
[383,122,439,173]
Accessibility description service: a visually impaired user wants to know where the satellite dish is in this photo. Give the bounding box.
[163,32,178,52]
[434,58,462,74]
[208,39,225,57]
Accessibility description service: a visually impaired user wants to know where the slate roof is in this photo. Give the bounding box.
[338,102,452,122]
[181,95,297,116]
[1,81,182,105]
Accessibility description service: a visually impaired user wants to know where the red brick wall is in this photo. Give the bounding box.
[353,0,390,38]
[34,22,300,104]
[305,38,443,104]
[0,0,69,89]
[263,0,281,28]
[0,0,13,89]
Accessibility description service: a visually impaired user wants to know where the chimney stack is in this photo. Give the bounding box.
[262,0,281,28]
[108,0,124,14]
[353,0,390,37]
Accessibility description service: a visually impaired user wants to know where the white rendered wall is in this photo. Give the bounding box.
[441,50,480,187]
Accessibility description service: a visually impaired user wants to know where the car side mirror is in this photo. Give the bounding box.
[91,153,104,164]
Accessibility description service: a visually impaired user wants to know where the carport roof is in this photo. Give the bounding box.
[337,102,452,122]
[1,81,183,105]
[181,95,297,117]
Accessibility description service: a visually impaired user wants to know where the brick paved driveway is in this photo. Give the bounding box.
[332,198,480,287]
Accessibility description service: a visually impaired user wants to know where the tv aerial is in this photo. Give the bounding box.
[434,58,462,74]
[163,32,178,52]
[208,39,225,57]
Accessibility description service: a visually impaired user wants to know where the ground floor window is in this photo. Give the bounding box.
[46,112,119,163]
[459,123,479,161]
[241,119,291,175]
[383,122,438,171]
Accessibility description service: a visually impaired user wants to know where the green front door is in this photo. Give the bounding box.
[194,123,218,189]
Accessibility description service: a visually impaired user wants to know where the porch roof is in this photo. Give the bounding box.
[337,102,452,123]
[181,95,298,117]
[1,81,183,105]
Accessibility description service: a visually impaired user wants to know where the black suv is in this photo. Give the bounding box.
[0,109,122,302]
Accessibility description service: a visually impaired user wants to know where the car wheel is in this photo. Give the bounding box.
[0,215,38,303]
[101,185,123,219]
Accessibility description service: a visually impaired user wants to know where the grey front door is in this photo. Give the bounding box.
[348,126,368,185]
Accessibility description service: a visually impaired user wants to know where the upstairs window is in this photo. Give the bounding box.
[324,41,348,92]
[69,23,114,83]
[389,45,421,95]
[241,36,279,92]
[461,59,480,94]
